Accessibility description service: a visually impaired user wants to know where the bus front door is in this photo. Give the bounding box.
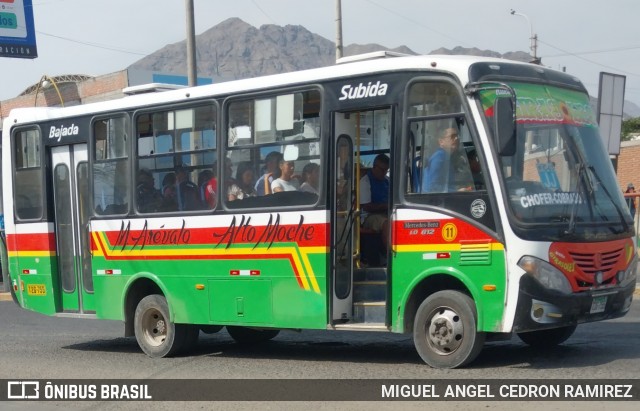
[332,130,355,321]
[50,144,94,314]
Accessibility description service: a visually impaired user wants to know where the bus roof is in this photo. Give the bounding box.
[4,54,580,125]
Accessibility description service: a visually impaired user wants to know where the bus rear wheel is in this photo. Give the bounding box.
[134,294,188,357]
[200,325,223,334]
[413,290,485,369]
[226,326,280,344]
[517,325,577,347]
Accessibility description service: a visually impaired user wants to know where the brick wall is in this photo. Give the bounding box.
[616,140,640,192]
[0,71,129,120]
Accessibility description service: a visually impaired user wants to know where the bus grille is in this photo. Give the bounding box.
[568,248,623,287]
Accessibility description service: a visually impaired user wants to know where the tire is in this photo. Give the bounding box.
[226,326,280,344]
[517,325,577,347]
[134,294,187,357]
[413,290,485,369]
[180,325,200,354]
[200,325,223,334]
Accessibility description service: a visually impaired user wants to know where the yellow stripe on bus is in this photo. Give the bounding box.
[93,231,327,293]
[394,243,505,253]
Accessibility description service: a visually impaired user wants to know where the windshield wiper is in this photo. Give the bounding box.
[586,164,629,234]
[564,160,629,237]
[564,161,588,237]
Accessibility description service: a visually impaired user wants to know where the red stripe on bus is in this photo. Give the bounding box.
[392,219,499,245]
[6,233,56,252]
[102,223,328,249]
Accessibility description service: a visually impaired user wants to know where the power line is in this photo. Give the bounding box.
[539,39,640,78]
[361,0,473,48]
[251,0,278,25]
[545,44,640,58]
[36,30,148,56]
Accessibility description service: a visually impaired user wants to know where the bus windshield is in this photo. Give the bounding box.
[480,82,633,241]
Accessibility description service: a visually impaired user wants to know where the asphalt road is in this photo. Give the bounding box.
[1,292,639,411]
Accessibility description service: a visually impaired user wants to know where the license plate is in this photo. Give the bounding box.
[590,295,607,314]
[27,284,47,296]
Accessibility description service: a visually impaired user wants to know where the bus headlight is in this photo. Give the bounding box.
[616,256,638,286]
[518,255,573,294]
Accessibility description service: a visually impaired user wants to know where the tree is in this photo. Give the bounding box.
[621,117,640,141]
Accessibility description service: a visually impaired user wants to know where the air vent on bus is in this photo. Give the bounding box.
[123,83,186,95]
[336,51,412,64]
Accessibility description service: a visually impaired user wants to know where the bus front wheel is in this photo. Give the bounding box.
[134,294,188,357]
[413,290,485,368]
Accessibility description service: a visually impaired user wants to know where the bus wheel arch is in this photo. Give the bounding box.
[123,277,164,338]
[403,273,470,334]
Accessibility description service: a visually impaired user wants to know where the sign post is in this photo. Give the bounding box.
[0,0,37,59]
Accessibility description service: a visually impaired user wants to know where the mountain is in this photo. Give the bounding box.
[131,18,335,81]
[128,17,532,81]
[130,18,422,81]
[429,46,531,63]
[129,18,638,117]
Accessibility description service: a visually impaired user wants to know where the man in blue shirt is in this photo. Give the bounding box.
[423,128,460,192]
[360,154,390,252]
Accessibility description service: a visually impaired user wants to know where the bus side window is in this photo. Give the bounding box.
[225,89,321,208]
[14,129,44,220]
[134,104,217,213]
[93,117,130,215]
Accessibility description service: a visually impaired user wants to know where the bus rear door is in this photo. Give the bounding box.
[50,144,94,314]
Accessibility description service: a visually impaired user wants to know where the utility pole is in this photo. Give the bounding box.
[186,0,197,86]
[510,9,540,64]
[335,0,343,61]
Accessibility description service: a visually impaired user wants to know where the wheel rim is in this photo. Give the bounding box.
[140,307,167,347]
[425,306,464,356]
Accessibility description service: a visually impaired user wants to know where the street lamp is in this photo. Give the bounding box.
[510,9,539,64]
[33,75,65,107]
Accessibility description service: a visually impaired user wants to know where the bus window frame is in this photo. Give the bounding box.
[401,76,472,200]
[12,125,46,222]
[221,86,324,212]
[399,76,503,239]
[90,113,132,218]
[131,100,220,215]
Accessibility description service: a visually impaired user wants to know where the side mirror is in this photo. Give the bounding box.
[494,97,516,156]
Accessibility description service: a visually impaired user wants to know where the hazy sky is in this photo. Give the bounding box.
[2,0,640,108]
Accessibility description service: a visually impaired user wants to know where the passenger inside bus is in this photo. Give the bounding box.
[175,165,204,211]
[422,128,459,192]
[299,162,320,195]
[359,153,390,265]
[205,158,234,208]
[136,169,163,213]
[227,161,257,201]
[197,169,214,205]
[161,172,178,211]
[271,159,300,192]
[255,151,283,196]
[421,127,475,193]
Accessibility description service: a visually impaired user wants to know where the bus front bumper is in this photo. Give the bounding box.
[512,275,635,333]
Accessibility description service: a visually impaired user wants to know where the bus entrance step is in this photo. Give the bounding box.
[353,280,386,302]
[353,267,387,282]
[353,301,385,324]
